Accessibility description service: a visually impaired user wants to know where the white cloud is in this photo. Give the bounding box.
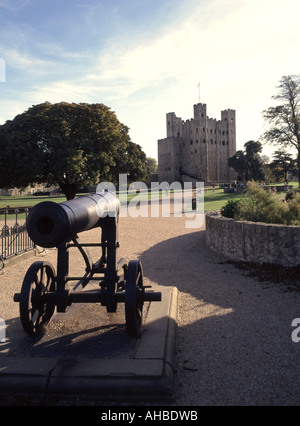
[91,0,299,105]
[78,0,297,157]
[1,0,299,159]
[4,49,55,74]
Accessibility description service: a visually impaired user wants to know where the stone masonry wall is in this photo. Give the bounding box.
[158,103,236,184]
[206,212,300,267]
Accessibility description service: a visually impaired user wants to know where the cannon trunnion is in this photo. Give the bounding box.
[14,192,161,338]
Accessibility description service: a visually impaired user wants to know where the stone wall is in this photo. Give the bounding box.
[206,212,300,267]
[158,103,236,184]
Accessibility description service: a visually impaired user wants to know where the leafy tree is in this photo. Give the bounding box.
[228,150,247,180]
[269,150,297,182]
[228,141,265,181]
[0,102,149,199]
[146,157,158,176]
[262,75,300,185]
[117,140,150,184]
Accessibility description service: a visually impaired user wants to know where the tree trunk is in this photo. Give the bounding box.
[59,182,78,200]
[298,155,300,188]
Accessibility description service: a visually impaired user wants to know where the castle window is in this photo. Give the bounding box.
[202,113,204,117]
[222,141,225,146]
[203,138,206,143]
[196,140,198,143]
[196,128,198,132]
[168,121,170,125]
[190,140,193,145]
[203,127,205,132]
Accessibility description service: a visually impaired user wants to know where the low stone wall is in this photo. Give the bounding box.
[206,212,300,267]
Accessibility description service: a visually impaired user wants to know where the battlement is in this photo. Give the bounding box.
[193,103,207,120]
[221,109,236,122]
[158,102,237,184]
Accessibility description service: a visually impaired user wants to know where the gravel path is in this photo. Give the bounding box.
[1,199,300,406]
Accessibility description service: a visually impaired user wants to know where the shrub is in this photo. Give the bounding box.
[237,182,286,224]
[285,188,300,202]
[220,198,242,218]
[221,182,300,225]
[284,191,300,225]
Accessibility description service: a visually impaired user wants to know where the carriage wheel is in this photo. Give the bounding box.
[19,261,56,336]
[125,260,144,337]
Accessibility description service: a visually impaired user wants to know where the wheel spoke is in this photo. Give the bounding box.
[31,308,39,324]
[46,272,51,287]
[136,271,141,285]
[33,274,39,286]
[136,306,142,320]
[40,266,45,286]
[19,261,56,336]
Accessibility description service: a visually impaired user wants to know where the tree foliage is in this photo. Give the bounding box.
[0,102,149,199]
[228,140,265,181]
[145,157,158,176]
[269,150,297,182]
[262,75,300,184]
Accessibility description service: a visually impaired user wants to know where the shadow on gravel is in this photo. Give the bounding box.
[139,229,300,405]
[1,306,138,360]
[10,322,137,359]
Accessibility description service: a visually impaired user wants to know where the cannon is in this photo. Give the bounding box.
[14,192,161,338]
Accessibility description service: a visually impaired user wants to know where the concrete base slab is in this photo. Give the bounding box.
[0,286,178,402]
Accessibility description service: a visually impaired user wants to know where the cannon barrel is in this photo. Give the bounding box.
[27,192,120,248]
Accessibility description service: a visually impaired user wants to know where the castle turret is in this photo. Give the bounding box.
[167,112,182,138]
[158,103,236,184]
[221,110,236,153]
[193,103,207,120]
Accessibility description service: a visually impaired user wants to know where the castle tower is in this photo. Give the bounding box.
[158,103,236,184]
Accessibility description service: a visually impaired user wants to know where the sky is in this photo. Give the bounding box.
[0,0,299,161]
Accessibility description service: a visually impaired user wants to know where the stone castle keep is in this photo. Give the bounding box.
[158,103,236,184]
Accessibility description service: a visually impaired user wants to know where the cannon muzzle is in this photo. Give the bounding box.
[27,192,120,248]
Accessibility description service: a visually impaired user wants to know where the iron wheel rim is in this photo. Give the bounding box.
[19,261,56,336]
[125,260,144,337]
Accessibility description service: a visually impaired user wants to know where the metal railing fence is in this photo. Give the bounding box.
[0,207,35,266]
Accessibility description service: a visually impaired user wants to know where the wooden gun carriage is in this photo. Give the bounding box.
[14,192,161,338]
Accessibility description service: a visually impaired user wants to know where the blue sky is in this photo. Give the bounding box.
[0,0,299,160]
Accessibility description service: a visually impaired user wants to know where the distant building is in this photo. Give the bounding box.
[0,184,57,196]
[158,103,236,184]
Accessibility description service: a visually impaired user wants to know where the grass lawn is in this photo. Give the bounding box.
[203,188,243,212]
[204,182,299,212]
[0,182,298,218]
